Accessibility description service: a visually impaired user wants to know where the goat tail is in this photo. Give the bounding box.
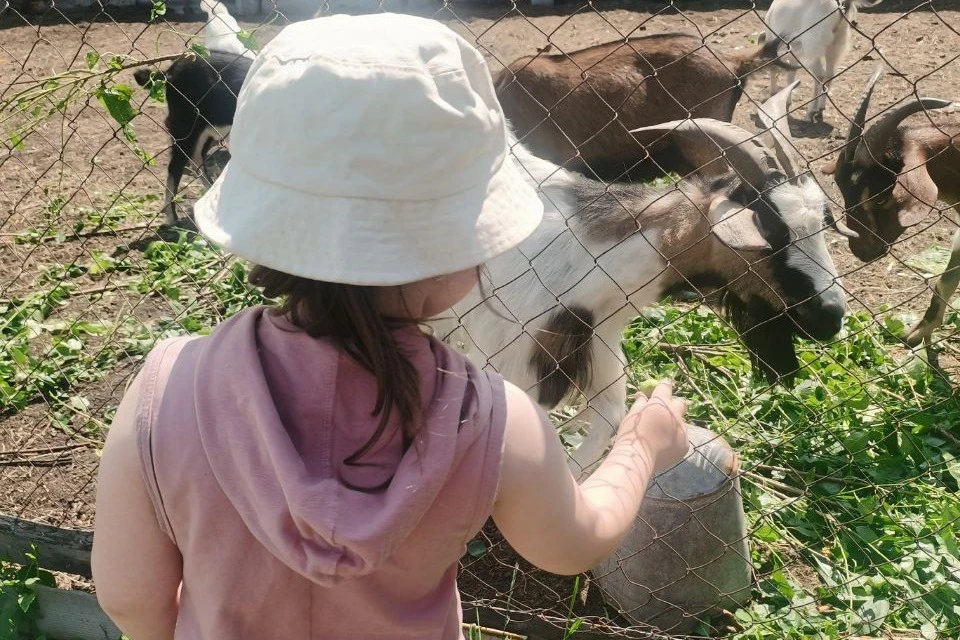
[133,68,160,87]
[728,35,799,78]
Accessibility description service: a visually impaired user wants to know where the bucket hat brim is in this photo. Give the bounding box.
[194,150,544,286]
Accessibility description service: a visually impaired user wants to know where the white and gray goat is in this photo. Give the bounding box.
[823,70,959,355]
[762,0,883,123]
[433,85,850,476]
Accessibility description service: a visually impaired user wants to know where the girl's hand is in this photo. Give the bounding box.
[617,380,688,475]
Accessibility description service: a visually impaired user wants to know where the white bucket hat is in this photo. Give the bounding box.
[194,13,544,286]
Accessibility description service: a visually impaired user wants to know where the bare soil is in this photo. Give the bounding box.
[1,0,958,629]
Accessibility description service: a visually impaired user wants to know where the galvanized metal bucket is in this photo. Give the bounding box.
[592,424,751,635]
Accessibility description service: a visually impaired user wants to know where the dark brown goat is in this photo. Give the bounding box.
[495,33,788,180]
[823,69,959,355]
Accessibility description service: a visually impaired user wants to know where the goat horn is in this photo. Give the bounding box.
[838,67,884,172]
[823,205,860,238]
[630,118,783,192]
[833,218,860,239]
[757,79,802,180]
[854,95,955,167]
[825,208,860,238]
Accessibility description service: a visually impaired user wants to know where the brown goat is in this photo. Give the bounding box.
[495,33,788,181]
[823,69,959,355]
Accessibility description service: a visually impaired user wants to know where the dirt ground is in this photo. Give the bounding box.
[1,0,959,624]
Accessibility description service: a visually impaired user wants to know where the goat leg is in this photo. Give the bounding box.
[161,146,190,226]
[804,59,827,123]
[769,65,782,98]
[567,394,626,482]
[566,354,629,481]
[903,227,960,352]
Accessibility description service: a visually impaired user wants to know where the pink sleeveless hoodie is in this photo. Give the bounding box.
[135,306,506,639]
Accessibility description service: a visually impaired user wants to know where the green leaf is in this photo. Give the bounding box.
[95,83,136,127]
[148,74,166,102]
[854,525,879,544]
[17,590,35,613]
[8,132,25,151]
[753,524,781,542]
[465,538,486,558]
[943,452,960,485]
[236,29,260,52]
[68,395,90,413]
[191,43,210,58]
[85,51,100,69]
[904,245,952,277]
[858,598,890,626]
[149,0,166,22]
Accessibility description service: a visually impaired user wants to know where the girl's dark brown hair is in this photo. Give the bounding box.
[248,265,421,491]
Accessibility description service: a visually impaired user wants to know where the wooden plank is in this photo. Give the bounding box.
[466,606,671,640]
[32,586,519,640]
[0,514,652,639]
[34,585,120,640]
[463,624,526,640]
[0,514,92,578]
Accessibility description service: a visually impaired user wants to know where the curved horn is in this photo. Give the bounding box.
[824,207,860,239]
[833,218,860,239]
[758,79,802,180]
[854,95,955,167]
[838,67,884,171]
[630,118,783,192]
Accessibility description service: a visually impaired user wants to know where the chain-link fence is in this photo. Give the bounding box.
[1,0,959,638]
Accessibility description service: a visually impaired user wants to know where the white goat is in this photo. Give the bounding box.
[432,86,849,477]
[201,0,256,60]
[763,0,883,123]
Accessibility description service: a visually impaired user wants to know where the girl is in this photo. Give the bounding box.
[91,13,688,640]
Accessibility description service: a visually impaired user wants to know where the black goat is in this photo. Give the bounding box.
[134,51,252,224]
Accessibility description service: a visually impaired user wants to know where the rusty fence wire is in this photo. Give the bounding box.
[1,0,959,638]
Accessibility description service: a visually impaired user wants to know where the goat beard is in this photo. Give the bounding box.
[721,293,799,386]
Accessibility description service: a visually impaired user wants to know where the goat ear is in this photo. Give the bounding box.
[820,160,837,176]
[892,150,939,227]
[709,197,772,252]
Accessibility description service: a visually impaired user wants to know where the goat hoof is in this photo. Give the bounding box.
[158,217,199,236]
[902,323,929,348]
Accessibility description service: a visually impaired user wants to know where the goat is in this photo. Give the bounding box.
[822,69,958,354]
[134,0,253,225]
[494,33,791,182]
[432,85,847,476]
[134,52,252,225]
[200,0,256,61]
[762,0,883,123]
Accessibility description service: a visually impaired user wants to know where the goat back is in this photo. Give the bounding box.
[495,34,746,181]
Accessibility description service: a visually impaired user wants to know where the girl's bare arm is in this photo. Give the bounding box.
[492,381,687,575]
[92,373,182,640]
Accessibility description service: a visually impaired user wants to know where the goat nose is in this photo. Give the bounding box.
[820,299,846,330]
[794,296,845,341]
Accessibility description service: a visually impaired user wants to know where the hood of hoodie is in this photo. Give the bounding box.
[192,307,478,585]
